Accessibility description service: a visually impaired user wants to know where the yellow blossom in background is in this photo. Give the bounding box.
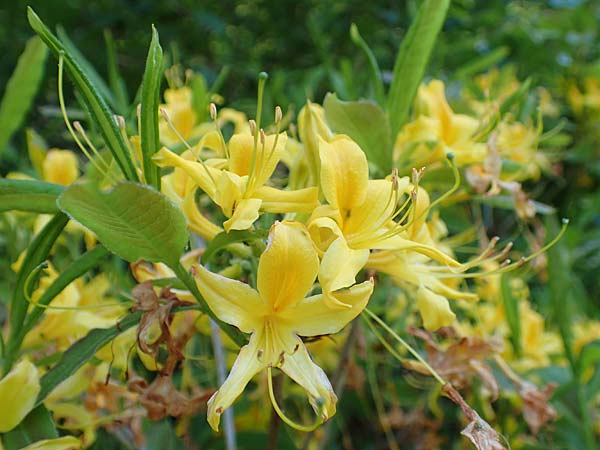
[0,360,40,433]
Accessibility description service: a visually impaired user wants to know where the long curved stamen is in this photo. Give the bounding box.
[73,121,111,174]
[210,103,229,159]
[247,72,268,194]
[266,366,324,432]
[58,54,112,180]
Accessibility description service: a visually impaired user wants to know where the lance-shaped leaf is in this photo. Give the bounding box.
[0,179,64,214]
[27,7,139,182]
[1,405,58,450]
[500,274,522,357]
[57,182,188,267]
[387,0,450,139]
[140,26,163,190]
[324,92,392,174]
[0,36,48,156]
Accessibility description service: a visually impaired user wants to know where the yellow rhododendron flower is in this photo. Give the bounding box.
[159,87,197,146]
[154,131,319,231]
[192,220,373,430]
[43,149,79,186]
[0,360,40,432]
[416,286,456,331]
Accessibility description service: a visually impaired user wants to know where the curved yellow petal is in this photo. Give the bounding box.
[207,330,267,431]
[152,147,220,199]
[223,198,262,232]
[307,210,344,254]
[0,360,40,432]
[416,286,456,331]
[319,136,368,211]
[20,436,82,450]
[181,192,222,240]
[298,101,333,184]
[257,221,319,312]
[213,171,244,218]
[279,338,337,423]
[193,264,264,333]
[43,150,79,186]
[319,237,369,309]
[254,185,319,213]
[280,280,373,336]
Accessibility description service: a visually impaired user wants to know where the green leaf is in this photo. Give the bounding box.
[26,128,48,177]
[35,312,142,405]
[349,24,384,105]
[0,179,64,214]
[578,340,600,377]
[191,74,209,123]
[454,46,510,80]
[201,229,264,264]
[500,274,522,357]
[323,92,392,174]
[104,29,130,115]
[56,26,117,113]
[387,0,450,139]
[57,182,188,267]
[0,36,48,156]
[473,195,556,215]
[140,26,164,190]
[1,405,57,450]
[28,8,139,182]
[4,213,69,373]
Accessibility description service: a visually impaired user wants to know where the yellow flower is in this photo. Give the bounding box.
[416,286,456,331]
[308,135,461,308]
[43,149,79,185]
[154,132,319,232]
[192,220,373,430]
[0,360,40,432]
[159,87,197,146]
[394,80,486,168]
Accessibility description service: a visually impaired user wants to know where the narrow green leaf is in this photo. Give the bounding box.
[349,24,384,105]
[26,128,48,178]
[56,26,117,113]
[387,0,450,139]
[500,274,522,356]
[104,29,130,115]
[191,74,209,123]
[201,229,265,265]
[35,312,142,405]
[0,36,48,156]
[473,195,556,215]
[27,8,139,182]
[454,46,510,80]
[4,213,69,373]
[499,77,532,116]
[578,340,600,378]
[0,179,64,214]
[57,182,187,267]
[323,92,392,174]
[1,405,57,450]
[21,246,110,337]
[140,26,164,190]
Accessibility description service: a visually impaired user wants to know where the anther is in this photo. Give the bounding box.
[249,119,257,136]
[210,103,218,121]
[275,105,282,123]
[259,129,266,145]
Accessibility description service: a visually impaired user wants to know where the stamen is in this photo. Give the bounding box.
[209,103,229,159]
[73,121,111,173]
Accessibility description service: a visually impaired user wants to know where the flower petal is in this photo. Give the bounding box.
[279,338,337,423]
[416,286,456,331]
[181,192,222,240]
[193,264,264,333]
[319,237,369,308]
[223,198,262,232]
[0,360,40,432]
[229,132,286,188]
[254,185,319,213]
[257,221,319,311]
[280,280,373,336]
[207,331,267,431]
[319,136,368,211]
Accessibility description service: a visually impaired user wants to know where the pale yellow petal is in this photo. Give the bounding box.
[319,136,368,211]
[279,338,337,423]
[152,147,220,199]
[0,360,40,432]
[229,132,286,188]
[298,101,333,184]
[416,287,456,331]
[43,150,79,185]
[213,171,244,218]
[223,198,262,232]
[257,221,319,311]
[319,237,369,308]
[307,211,344,254]
[207,330,266,431]
[181,192,222,240]
[254,185,319,213]
[193,264,264,332]
[20,436,82,450]
[279,280,373,336]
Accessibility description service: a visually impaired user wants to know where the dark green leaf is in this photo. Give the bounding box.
[1,405,57,450]
[0,36,48,156]
[578,340,600,377]
[500,274,522,356]
[36,312,142,405]
[104,29,130,115]
[349,24,384,105]
[140,26,164,190]
[28,8,139,182]
[454,46,510,79]
[387,0,450,139]
[57,182,187,267]
[0,179,64,214]
[324,92,392,174]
